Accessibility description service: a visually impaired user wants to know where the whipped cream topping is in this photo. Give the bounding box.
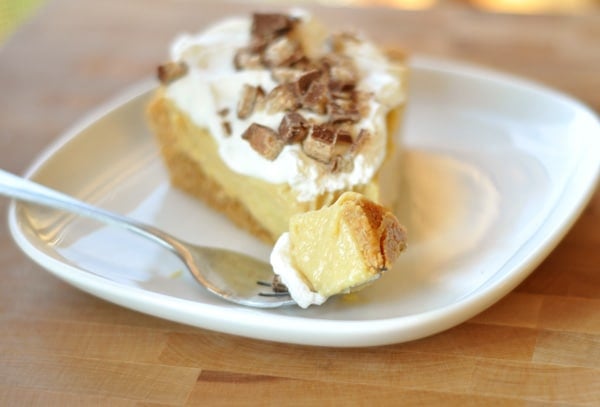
[163,11,406,202]
[270,232,327,308]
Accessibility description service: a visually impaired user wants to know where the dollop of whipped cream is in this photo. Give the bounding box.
[270,232,327,308]
[163,11,405,202]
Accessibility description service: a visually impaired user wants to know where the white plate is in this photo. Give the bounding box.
[8,57,600,347]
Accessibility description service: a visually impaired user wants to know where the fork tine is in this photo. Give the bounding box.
[258,291,292,297]
[256,281,290,297]
[256,276,289,293]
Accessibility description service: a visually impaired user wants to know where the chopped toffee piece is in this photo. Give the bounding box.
[157,61,188,85]
[233,48,263,70]
[297,69,322,94]
[327,129,355,173]
[263,37,303,67]
[222,121,232,136]
[302,124,337,163]
[330,100,361,123]
[290,55,316,72]
[242,123,285,160]
[237,84,265,119]
[266,83,301,113]
[334,128,354,146]
[278,112,309,143]
[271,67,303,83]
[301,79,329,114]
[251,13,296,42]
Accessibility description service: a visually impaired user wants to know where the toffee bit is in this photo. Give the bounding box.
[237,84,263,119]
[251,13,296,42]
[263,37,304,68]
[248,37,268,53]
[335,128,354,146]
[271,67,303,84]
[321,127,356,173]
[330,101,361,123]
[297,69,322,94]
[222,121,232,137]
[233,48,263,70]
[217,107,230,117]
[157,61,188,85]
[319,53,358,91]
[302,124,337,163]
[242,123,285,160]
[290,55,316,71]
[266,83,301,114]
[301,79,329,114]
[278,112,309,143]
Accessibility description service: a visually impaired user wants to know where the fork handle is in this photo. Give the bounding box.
[0,168,176,250]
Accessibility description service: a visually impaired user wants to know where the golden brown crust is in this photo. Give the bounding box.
[339,193,407,272]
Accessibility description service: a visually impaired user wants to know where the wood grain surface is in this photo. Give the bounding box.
[1,0,599,405]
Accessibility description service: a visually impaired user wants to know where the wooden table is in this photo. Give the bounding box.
[1,0,599,404]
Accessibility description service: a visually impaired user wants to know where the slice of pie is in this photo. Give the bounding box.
[270,191,407,308]
[147,10,408,244]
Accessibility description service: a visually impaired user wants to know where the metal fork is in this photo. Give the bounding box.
[0,169,295,308]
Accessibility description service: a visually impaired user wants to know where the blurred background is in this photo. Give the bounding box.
[1,0,599,45]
